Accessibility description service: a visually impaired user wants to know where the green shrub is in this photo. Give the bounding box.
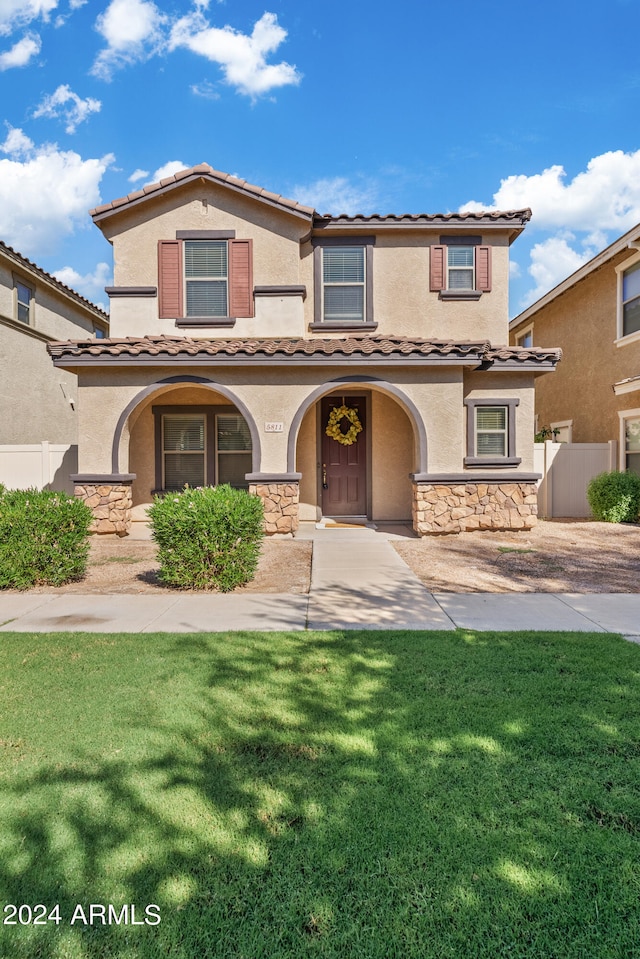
[148,484,265,591]
[0,489,92,589]
[587,471,640,523]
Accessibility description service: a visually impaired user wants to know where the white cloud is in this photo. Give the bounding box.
[128,167,149,183]
[461,149,640,233]
[509,260,521,279]
[53,261,111,308]
[33,84,101,133]
[0,32,40,69]
[191,79,220,100]
[169,10,301,97]
[0,0,58,36]
[292,176,378,215]
[0,127,114,257]
[91,0,167,80]
[147,160,188,183]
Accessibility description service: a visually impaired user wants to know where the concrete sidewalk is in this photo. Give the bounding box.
[1,524,639,639]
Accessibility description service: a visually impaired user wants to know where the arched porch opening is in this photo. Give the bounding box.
[288,376,428,524]
[113,376,261,510]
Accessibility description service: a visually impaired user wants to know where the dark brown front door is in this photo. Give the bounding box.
[321,395,367,516]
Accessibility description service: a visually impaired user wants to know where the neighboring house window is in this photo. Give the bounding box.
[154,406,253,491]
[464,398,521,467]
[621,261,640,338]
[430,237,491,298]
[516,327,533,348]
[94,327,105,339]
[312,236,375,328]
[158,233,253,322]
[15,279,33,324]
[623,415,640,475]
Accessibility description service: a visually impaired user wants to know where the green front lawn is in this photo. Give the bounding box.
[0,629,638,958]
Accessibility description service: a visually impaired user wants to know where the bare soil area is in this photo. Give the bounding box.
[19,537,312,595]
[393,519,640,593]
[7,519,640,595]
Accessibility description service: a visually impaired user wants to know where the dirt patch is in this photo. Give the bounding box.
[393,518,640,593]
[15,537,312,595]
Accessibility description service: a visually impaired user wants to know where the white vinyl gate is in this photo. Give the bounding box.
[534,441,617,518]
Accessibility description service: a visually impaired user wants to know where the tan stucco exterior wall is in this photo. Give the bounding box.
[75,365,472,478]
[463,370,537,471]
[510,249,640,447]
[370,391,413,519]
[100,181,514,344]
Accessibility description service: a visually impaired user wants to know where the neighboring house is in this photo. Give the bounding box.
[47,163,560,536]
[0,241,109,491]
[509,223,640,474]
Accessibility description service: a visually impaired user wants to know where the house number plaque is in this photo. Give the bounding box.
[264,422,284,433]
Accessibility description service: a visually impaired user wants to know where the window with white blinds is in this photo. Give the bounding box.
[158,410,253,490]
[185,240,228,317]
[322,246,365,321]
[447,246,474,291]
[162,414,206,489]
[216,414,252,489]
[475,407,507,457]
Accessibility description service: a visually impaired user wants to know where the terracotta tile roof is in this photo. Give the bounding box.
[90,163,315,221]
[485,345,563,364]
[314,210,532,226]
[0,240,109,322]
[48,334,560,366]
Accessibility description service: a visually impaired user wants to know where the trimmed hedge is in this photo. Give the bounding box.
[0,488,92,589]
[148,484,264,591]
[587,471,640,524]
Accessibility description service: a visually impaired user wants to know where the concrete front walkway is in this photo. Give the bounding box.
[1,523,639,639]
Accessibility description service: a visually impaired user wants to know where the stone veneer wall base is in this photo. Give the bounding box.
[249,482,300,536]
[412,482,538,536]
[75,483,133,536]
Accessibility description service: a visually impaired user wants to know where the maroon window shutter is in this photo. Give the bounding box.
[476,246,492,292]
[228,239,253,317]
[430,245,446,291]
[158,240,183,318]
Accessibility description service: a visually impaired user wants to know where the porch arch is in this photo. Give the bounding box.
[286,375,428,474]
[111,375,262,475]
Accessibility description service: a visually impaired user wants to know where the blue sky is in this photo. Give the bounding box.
[1,0,640,319]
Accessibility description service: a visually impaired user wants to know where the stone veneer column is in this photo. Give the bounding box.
[412,482,538,536]
[248,482,300,536]
[72,474,134,536]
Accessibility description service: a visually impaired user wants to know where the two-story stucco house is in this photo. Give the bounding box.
[0,240,109,490]
[509,223,640,474]
[47,163,560,536]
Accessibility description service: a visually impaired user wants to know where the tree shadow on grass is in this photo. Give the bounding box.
[0,630,639,958]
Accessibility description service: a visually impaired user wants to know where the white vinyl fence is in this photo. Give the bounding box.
[534,441,617,518]
[0,442,77,494]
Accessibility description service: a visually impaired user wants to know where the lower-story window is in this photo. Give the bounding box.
[623,415,640,475]
[154,406,252,491]
[464,397,521,467]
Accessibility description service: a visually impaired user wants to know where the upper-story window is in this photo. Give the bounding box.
[323,246,365,321]
[447,246,475,290]
[15,279,33,324]
[158,232,253,326]
[311,236,376,330]
[621,261,640,338]
[430,237,491,299]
